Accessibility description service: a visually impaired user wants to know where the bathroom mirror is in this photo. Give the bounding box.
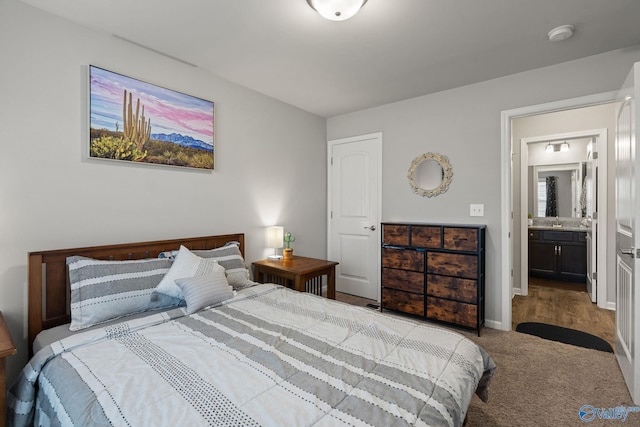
[408,152,453,197]
[526,138,590,219]
[529,163,585,218]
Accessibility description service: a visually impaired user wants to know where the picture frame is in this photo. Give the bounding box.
[89,65,214,170]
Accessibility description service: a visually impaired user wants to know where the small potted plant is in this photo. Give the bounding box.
[527,213,533,226]
[283,232,295,260]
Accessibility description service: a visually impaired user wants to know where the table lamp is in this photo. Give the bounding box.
[266,226,284,260]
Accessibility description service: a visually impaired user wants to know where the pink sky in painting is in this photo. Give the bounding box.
[90,66,214,145]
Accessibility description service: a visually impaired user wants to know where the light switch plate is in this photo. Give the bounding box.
[470,204,484,217]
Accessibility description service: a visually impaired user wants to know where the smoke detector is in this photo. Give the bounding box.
[548,25,574,42]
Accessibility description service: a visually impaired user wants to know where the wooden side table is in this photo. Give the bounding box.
[253,256,338,299]
[0,312,16,427]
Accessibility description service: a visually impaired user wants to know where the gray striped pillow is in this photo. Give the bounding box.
[176,270,233,314]
[193,242,251,289]
[155,245,226,299]
[67,256,179,331]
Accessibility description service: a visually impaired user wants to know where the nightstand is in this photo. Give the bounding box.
[253,256,338,299]
[0,312,16,427]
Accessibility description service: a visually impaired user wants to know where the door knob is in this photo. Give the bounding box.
[364,225,376,231]
[621,247,636,257]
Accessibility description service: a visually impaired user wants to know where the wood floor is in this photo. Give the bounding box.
[512,277,616,350]
[333,291,377,308]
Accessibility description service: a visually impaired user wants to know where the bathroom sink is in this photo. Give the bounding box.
[552,224,563,228]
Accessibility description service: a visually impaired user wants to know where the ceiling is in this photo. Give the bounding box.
[20,0,640,118]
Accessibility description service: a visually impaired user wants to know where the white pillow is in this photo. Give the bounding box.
[155,245,225,299]
[176,270,233,314]
[192,242,251,290]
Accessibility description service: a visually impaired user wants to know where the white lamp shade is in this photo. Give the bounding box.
[267,226,284,249]
[308,0,367,21]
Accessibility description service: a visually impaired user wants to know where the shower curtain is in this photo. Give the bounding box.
[545,176,558,217]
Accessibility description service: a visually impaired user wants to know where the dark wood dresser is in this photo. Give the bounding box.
[381,222,486,335]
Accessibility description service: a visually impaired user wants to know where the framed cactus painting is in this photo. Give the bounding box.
[89,65,214,170]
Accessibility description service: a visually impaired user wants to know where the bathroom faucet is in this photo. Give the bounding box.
[554,216,560,226]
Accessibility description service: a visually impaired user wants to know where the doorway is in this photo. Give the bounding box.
[499,91,619,331]
[327,132,382,301]
[511,108,614,346]
[517,127,608,304]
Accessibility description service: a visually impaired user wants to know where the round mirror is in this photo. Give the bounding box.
[408,152,453,197]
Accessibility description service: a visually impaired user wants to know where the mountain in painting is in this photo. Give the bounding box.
[151,133,213,152]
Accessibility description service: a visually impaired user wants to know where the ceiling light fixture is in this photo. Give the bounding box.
[307,0,368,21]
[548,25,574,42]
[544,141,570,153]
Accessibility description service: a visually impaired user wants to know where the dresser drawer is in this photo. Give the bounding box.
[382,268,424,294]
[427,252,478,279]
[382,248,424,272]
[411,225,441,249]
[383,224,410,246]
[383,289,425,316]
[427,296,477,328]
[444,227,478,251]
[427,274,477,304]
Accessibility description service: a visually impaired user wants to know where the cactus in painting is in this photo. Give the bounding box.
[123,89,151,151]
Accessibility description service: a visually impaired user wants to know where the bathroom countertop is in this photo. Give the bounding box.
[528,225,589,232]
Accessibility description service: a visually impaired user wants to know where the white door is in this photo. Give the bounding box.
[328,133,382,301]
[615,62,640,404]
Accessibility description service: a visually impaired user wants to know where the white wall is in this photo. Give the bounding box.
[328,46,640,330]
[0,0,327,384]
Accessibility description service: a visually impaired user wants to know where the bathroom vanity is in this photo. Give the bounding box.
[528,226,587,283]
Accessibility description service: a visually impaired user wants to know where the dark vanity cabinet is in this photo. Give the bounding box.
[381,222,486,335]
[528,229,587,282]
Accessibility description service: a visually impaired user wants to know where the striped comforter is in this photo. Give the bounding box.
[8,284,494,427]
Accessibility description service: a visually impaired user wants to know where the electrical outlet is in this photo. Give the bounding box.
[470,204,484,217]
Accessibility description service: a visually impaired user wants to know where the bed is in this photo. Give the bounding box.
[8,234,495,427]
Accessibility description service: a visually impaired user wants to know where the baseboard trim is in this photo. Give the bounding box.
[484,319,505,331]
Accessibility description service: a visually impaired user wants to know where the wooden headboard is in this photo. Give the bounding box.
[27,233,245,349]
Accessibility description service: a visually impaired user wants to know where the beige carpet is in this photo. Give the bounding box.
[462,328,634,427]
